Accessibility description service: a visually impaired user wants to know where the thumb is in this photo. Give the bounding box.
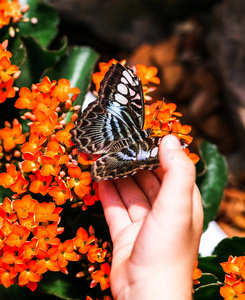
[154,134,196,218]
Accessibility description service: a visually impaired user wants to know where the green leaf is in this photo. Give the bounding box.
[18,0,59,47]
[193,283,223,300]
[0,284,62,300]
[14,37,67,88]
[198,237,245,283]
[44,46,99,123]
[8,37,26,67]
[198,256,224,282]
[38,271,105,300]
[0,26,11,43]
[196,142,228,232]
[0,186,14,203]
[213,236,245,260]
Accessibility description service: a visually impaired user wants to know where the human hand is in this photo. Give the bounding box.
[98,135,203,300]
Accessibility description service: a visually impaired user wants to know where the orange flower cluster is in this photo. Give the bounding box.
[0,0,28,29]
[0,195,80,291]
[0,76,101,208]
[220,255,245,300]
[74,227,111,291]
[92,58,127,92]
[0,73,111,292]
[0,40,20,103]
[144,101,199,163]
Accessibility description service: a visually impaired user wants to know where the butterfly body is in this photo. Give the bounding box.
[70,63,161,182]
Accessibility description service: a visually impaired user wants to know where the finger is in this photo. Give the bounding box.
[153,135,196,224]
[98,180,132,242]
[113,177,151,221]
[192,184,203,239]
[133,170,161,205]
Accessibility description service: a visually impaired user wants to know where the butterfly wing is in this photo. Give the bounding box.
[92,138,161,182]
[98,63,145,130]
[70,99,134,154]
[70,63,144,154]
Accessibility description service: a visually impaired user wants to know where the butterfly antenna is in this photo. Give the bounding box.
[150,97,165,131]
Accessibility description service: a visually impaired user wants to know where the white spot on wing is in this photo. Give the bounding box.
[151,147,158,157]
[115,93,128,105]
[123,70,135,86]
[121,77,127,84]
[129,88,136,96]
[117,83,128,95]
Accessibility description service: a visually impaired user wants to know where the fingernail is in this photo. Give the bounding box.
[164,135,181,149]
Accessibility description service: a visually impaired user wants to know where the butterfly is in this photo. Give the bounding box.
[70,62,162,182]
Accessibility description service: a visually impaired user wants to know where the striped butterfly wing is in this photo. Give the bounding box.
[70,63,143,154]
[92,138,161,181]
[70,63,162,182]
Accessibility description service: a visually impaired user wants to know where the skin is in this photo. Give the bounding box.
[98,134,203,300]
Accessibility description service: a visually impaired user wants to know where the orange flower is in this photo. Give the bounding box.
[73,227,95,254]
[221,256,245,277]
[92,59,126,91]
[67,166,91,198]
[0,41,12,60]
[171,120,193,145]
[0,262,17,288]
[55,123,74,148]
[21,151,42,173]
[22,238,40,260]
[192,259,202,285]
[16,260,42,288]
[135,64,160,85]
[0,78,16,103]
[30,111,59,136]
[36,248,60,273]
[0,10,10,28]
[8,173,29,194]
[21,133,46,155]
[87,246,107,263]
[5,224,30,247]
[56,239,79,268]
[29,170,52,195]
[91,263,110,291]
[0,56,18,82]
[51,78,80,102]
[35,76,56,94]
[40,154,61,177]
[83,182,100,206]
[0,119,26,151]
[183,148,200,164]
[48,179,71,205]
[19,213,38,231]
[13,194,38,218]
[0,197,14,215]
[0,164,19,188]
[34,202,62,223]
[34,224,60,250]
[34,93,60,116]
[0,0,24,24]
[220,282,245,300]
[15,86,38,109]
[1,245,23,265]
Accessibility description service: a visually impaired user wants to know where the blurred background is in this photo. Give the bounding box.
[49,0,245,238]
